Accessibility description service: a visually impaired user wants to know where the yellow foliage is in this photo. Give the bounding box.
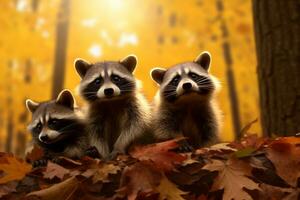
[0,0,260,154]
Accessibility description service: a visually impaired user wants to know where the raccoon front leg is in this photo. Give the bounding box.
[108,125,143,159]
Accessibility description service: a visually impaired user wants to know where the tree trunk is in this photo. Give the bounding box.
[252,0,300,136]
[51,0,70,98]
[216,0,242,139]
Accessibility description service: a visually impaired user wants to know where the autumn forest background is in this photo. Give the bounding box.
[0,0,260,156]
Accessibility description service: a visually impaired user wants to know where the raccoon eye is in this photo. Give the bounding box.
[36,122,42,130]
[189,72,199,79]
[171,75,181,85]
[94,78,102,85]
[111,75,121,82]
[48,119,58,125]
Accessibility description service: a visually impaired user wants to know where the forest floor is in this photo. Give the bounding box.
[0,133,300,200]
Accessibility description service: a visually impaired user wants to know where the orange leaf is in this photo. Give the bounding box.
[0,154,32,184]
[130,139,187,171]
[266,137,300,187]
[43,161,70,180]
[27,177,79,200]
[203,158,259,200]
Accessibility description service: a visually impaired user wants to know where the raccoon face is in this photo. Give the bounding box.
[75,55,137,102]
[26,90,81,145]
[151,51,217,102]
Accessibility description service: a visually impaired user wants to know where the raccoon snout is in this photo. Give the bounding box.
[182,82,192,90]
[39,135,49,142]
[104,88,114,97]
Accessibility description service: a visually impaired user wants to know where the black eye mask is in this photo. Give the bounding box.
[82,77,103,101]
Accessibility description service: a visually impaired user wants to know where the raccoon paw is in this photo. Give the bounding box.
[177,140,194,153]
[32,158,48,168]
[85,146,101,159]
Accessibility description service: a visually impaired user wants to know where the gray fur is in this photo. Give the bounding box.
[151,52,221,148]
[75,56,153,159]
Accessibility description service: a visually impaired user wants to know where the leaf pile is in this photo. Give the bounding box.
[1,135,300,200]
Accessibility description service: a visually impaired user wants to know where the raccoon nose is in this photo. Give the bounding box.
[104,88,114,96]
[40,135,49,142]
[182,82,192,90]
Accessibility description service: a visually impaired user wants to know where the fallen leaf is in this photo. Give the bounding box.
[27,176,79,200]
[43,161,70,180]
[203,158,260,200]
[156,174,186,200]
[266,137,300,187]
[0,154,32,184]
[130,139,187,171]
[118,161,161,200]
[82,163,120,183]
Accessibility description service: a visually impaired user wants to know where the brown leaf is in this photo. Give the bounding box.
[118,161,162,200]
[156,174,186,200]
[130,139,187,171]
[27,176,79,200]
[266,137,300,187]
[43,161,70,180]
[203,158,260,200]
[81,163,120,183]
[0,154,32,184]
[229,134,268,151]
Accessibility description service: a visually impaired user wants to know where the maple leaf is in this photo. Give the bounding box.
[156,174,186,200]
[27,176,79,200]
[130,139,187,172]
[43,161,70,180]
[203,158,260,200]
[266,137,300,187]
[0,154,32,184]
[229,134,268,152]
[117,161,162,200]
[81,163,120,183]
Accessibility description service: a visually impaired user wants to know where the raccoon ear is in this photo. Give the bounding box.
[194,51,211,71]
[25,99,39,113]
[151,68,166,85]
[56,89,75,109]
[74,58,91,79]
[120,55,137,73]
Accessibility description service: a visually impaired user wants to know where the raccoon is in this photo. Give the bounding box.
[26,90,89,166]
[150,51,221,150]
[75,55,153,159]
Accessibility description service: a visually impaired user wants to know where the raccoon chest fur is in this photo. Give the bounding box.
[178,106,215,147]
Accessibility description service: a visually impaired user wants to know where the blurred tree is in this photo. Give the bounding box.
[51,0,70,98]
[216,0,241,139]
[253,0,300,136]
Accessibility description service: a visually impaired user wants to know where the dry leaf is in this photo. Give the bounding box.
[25,145,44,163]
[82,163,120,183]
[0,154,32,184]
[266,137,300,187]
[203,158,260,200]
[130,139,187,171]
[118,161,161,200]
[156,175,186,200]
[27,176,79,200]
[43,161,70,180]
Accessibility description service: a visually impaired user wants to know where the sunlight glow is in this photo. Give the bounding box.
[89,44,102,57]
[118,33,138,47]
